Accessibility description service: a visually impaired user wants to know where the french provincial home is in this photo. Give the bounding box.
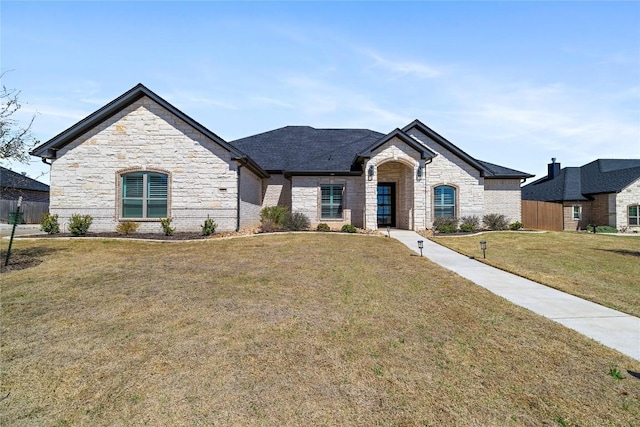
[30,84,533,233]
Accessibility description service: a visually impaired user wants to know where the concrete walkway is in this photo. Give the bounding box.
[390,229,640,361]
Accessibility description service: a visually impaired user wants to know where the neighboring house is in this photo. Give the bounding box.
[30,84,533,233]
[1,166,50,202]
[522,158,640,232]
[0,166,50,223]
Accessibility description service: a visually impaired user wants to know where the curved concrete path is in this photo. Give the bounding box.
[391,229,640,361]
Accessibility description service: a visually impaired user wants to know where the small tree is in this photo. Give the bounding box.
[0,73,39,162]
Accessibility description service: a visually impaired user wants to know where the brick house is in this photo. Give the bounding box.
[522,158,640,232]
[30,84,533,233]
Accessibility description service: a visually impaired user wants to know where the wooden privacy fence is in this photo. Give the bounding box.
[521,200,563,231]
[0,200,49,224]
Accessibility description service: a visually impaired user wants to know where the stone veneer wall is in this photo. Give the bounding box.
[483,178,523,223]
[407,129,484,229]
[616,177,640,231]
[50,96,240,233]
[262,174,292,209]
[365,138,425,230]
[290,175,364,229]
[239,167,263,230]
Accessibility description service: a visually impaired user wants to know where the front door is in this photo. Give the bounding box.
[377,183,396,227]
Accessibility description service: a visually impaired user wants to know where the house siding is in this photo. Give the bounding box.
[49,96,239,232]
[616,177,640,232]
[483,178,523,223]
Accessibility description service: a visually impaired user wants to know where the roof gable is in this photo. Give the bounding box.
[403,119,533,179]
[30,83,268,178]
[356,128,437,161]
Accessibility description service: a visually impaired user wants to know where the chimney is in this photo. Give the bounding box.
[547,158,561,180]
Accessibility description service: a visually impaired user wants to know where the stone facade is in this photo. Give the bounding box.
[290,175,364,229]
[483,179,523,223]
[408,129,486,228]
[262,174,292,209]
[616,178,640,232]
[49,96,260,233]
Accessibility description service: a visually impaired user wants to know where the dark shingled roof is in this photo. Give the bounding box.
[232,126,384,173]
[476,160,534,178]
[522,159,640,201]
[232,124,533,178]
[1,166,50,192]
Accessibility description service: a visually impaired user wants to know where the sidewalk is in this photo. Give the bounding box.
[390,229,640,361]
[0,224,44,238]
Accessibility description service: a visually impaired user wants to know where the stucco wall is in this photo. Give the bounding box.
[49,96,239,232]
[616,177,640,232]
[483,178,523,223]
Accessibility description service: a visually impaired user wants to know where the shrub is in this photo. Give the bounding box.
[433,216,458,233]
[509,221,524,231]
[316,223,331,232]
[40,213,60,234]
[68,214,93,236]
[459,215,480,233]
[341,224,357,233]
[116,221,139,235]
[483,213,509,231]
[587,224,617,233]
[283,211,310,231]
[160,218,174,236]
[201,216,217,236]
[260,206,289,232]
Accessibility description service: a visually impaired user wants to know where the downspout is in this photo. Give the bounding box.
[423,157,434,230]
[236,161,243,232]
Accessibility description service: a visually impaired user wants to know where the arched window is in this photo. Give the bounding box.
[434,185,456,217]
[629,205,640,226]
[121,172,168,218]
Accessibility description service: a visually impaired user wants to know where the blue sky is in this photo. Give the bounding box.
[2,1,639,185]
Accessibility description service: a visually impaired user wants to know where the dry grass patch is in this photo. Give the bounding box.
[1,234,639,426]
[431,231,640,317]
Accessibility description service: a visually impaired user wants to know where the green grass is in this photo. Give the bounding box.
[431,231,640,317]
[1,234,639,426]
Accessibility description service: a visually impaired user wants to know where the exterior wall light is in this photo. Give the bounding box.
[417,240,424,257]
[480,240,487,259]
[417,164,423,179]
[368,164,375,180]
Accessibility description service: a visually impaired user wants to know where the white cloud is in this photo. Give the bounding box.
[358,48,442,79]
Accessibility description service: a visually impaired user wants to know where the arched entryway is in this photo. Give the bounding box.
[376,161,415,229]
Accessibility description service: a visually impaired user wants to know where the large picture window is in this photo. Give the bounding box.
[434,185,456,217]
[122,172,168,218]
[629,205,639,226]
[321,185,343,219]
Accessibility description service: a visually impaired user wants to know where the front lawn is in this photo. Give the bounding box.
[1,234,639,426]
[431,231,640,317]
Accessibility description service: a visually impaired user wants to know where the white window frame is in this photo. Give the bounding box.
[572,205,582,221]
[117,169,170,221]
